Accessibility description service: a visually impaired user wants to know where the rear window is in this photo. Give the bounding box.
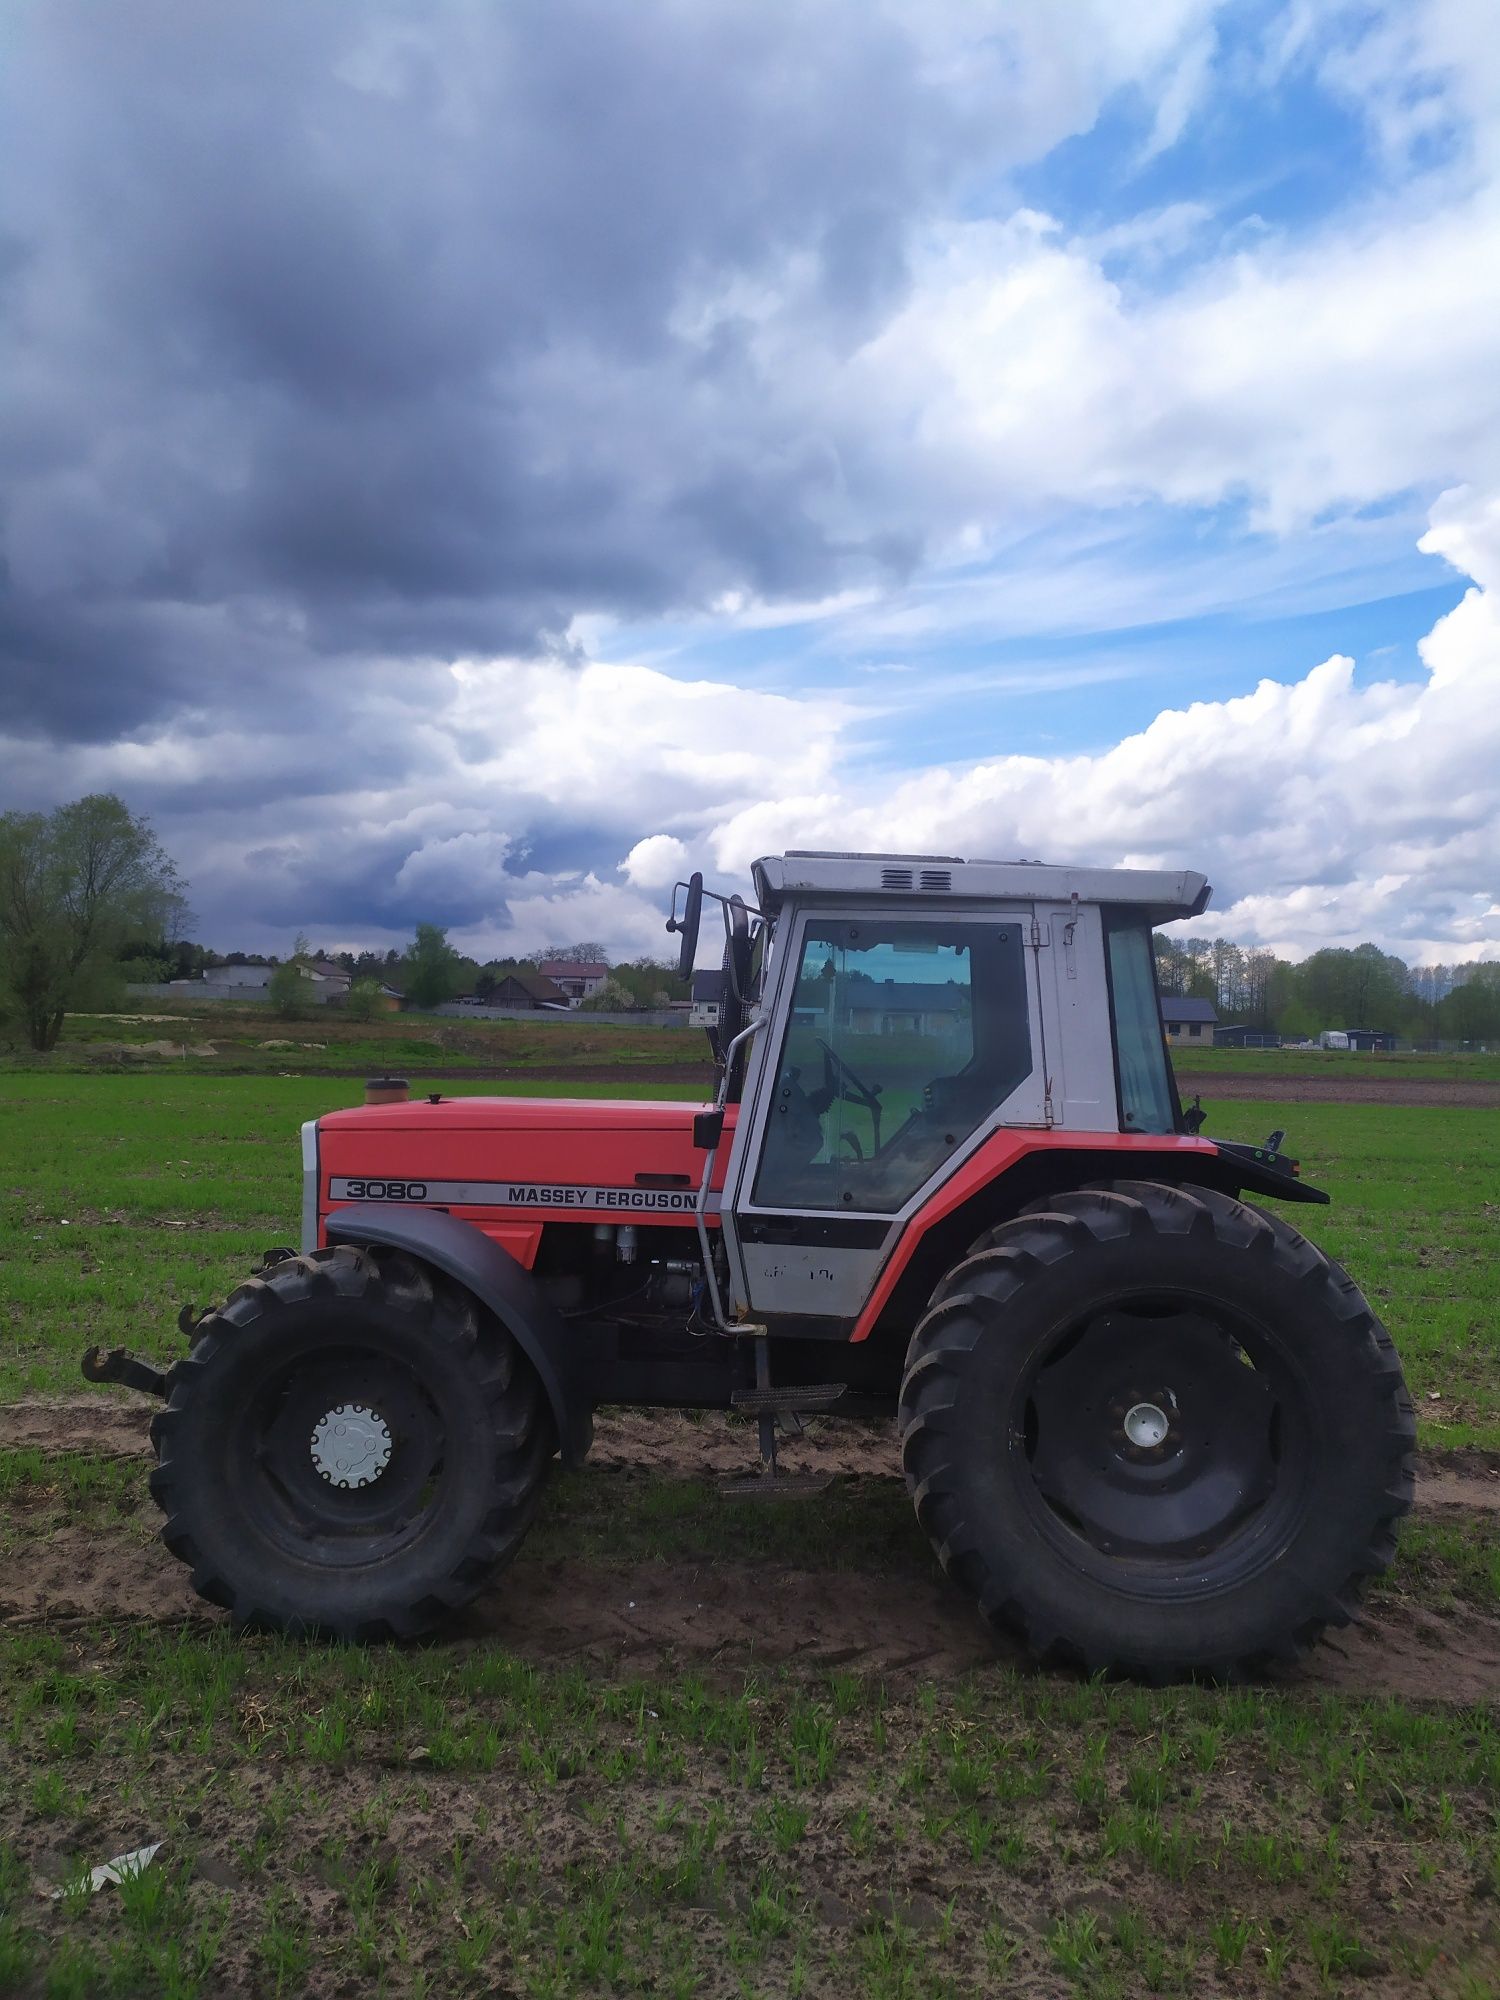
[1104,917,1177,1134]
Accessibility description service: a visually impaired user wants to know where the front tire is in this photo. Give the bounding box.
[898,1182,1414,1679]
[149,1245,553,1639]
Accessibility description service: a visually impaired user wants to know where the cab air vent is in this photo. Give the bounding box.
[881,867,914,890]
[919,869,953,892]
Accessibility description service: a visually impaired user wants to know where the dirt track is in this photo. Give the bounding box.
[5,1401,1497,1705]
[1175,1069,1500,1108]
[6,1519,1499,1709]
[5,1396,1499,1499]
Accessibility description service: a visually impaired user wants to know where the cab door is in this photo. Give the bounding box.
[719,905,1046,1325]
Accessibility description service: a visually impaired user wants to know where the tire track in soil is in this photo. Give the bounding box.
[4,1523,1499,1705]
[5,1404,1498,1704]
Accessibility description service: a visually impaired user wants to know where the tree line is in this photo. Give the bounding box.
[4,794,1495,1051]
[0,796,688,1047]
[1153,934,1500,1043]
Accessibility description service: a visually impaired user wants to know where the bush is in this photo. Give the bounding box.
[579,978,634,1012]
[268,962,308,1020]
[344,980,383,1022]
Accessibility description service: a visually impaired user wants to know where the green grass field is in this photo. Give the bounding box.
[7,1005,1499,1083]
[1,1074,1494,1438]
[1,1005,709,1076]
[3,1605,1498,1997]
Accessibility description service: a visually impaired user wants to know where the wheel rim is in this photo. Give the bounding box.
[232,1348,449,1567]
[1018,1300,1306,1576]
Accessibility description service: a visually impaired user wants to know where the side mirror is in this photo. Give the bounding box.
[667,871,703,982]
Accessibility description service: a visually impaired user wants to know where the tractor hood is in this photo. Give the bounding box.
[315,1095,731,1226]
[320,1095,711,1138]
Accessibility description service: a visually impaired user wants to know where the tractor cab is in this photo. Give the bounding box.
[669,851,1219,1330]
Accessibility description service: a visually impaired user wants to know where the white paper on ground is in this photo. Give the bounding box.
[47,1842,162,1898]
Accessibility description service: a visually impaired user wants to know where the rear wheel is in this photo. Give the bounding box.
[899,1182,1414,1679]
[149,1245,552,1639]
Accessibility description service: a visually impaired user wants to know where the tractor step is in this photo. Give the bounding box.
[729,1383,846,1415]
[719,1470,831,1500]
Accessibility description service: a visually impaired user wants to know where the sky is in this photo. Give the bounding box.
[1,0,1498,968]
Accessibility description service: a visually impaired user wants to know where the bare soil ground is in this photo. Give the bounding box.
[6,1513,1500,1712]
[6,1395,1497,1495]
[5,1401,1498,1708]
[1175,1069,1500,1107]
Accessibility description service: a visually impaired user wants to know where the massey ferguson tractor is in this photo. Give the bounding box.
[85,852,1414,1680]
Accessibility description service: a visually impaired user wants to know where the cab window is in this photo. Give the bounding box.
[753,920,1032,1213]
[1104,914,1178,1134]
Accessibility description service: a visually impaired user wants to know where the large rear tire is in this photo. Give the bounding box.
[899,1182,1414,1679]
[149,1245,553,1639]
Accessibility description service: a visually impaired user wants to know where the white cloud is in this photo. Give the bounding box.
[5,493,1496,968]
[621,834,692,890]
[703,486,1500,964]
[821,183,1500,537]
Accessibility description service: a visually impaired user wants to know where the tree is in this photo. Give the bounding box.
[344,979,385,1022]
[402,923,461,1010]
[1440,963,1500,1044]
[0,794,188,1051]
[539,941,608,965]
[269,934,313,1020]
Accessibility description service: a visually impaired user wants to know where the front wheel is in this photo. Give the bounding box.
[149,1245,553,1639]
[898,1182,1414,1680]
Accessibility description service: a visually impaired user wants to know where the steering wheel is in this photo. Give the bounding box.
[817,1038,883,1152]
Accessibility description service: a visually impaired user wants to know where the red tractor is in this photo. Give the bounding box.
[87,852,1414,1679]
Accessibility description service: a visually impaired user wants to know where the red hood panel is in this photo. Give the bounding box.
[318,1095,734,1220]
[321,1096,714,1134]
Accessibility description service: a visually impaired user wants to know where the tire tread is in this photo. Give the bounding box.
[900,1177,1415,1680]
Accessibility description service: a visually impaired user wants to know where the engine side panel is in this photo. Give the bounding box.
[315,1097,732,1253]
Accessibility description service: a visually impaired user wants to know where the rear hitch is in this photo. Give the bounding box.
[80,1346,171,1399]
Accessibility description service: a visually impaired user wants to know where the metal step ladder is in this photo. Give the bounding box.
[720,1342,844,1498]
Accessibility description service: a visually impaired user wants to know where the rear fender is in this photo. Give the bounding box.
[854,1136,1328,1347]
[324,1203,592,1466]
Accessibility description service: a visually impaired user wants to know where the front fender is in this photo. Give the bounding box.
[324,1204,592,1466]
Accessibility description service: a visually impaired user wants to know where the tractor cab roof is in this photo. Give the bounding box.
[750,852,1211,927]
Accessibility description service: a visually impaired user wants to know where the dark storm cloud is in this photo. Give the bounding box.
[0,0,1014,747]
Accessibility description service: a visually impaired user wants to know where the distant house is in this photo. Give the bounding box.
[186,964,273,991]
[486,969,572,1011]
[307,960,352,994]
[537,959,609,1006]
[689,970,722,1028]
[1160,996,1219,1044]
[790,976,968,1038]
[842,979,969,1038]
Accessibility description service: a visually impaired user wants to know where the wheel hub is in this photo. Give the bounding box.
[1122,1399,1171,1450]
[310,1404,392,1489]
